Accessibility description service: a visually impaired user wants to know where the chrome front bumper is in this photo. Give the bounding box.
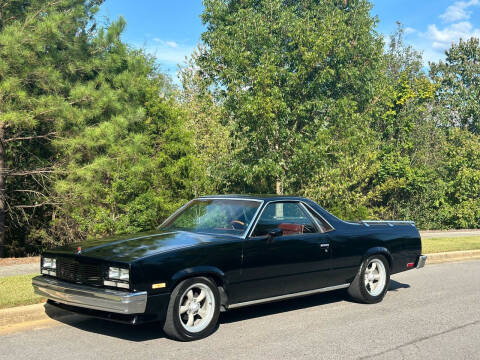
[416,255,427,269]
[32,276,147,314]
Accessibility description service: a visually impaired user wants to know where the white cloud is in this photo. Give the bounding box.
[152,39,179,48]
[420,47,445,64]
[145,42,194,65]
[425,21,480,50]
[165,41,178,48]
[130,38,197,82]
[404,27,417,35]
[439,0,479,23]
[380,1,480,65]
[141,40,195,81]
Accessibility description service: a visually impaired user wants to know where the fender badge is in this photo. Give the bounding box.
[152,283,166,289]
[77,246,82,255]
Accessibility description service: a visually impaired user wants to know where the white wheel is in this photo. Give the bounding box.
[178,283,216,333]
[348,254,390,304]
[163,276,220,341]
[364,259,387,297]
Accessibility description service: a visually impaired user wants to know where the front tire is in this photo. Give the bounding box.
[348,254,390,304]
[163,277,220,341]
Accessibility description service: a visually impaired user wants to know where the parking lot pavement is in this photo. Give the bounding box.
[0,260,479,360]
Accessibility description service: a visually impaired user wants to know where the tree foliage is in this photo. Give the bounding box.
[52,43,199,243]
[430,38,480,134]
[0,0,479,256]
[0,0,200,255]
[0,0,104,255]
[199,0,385,195]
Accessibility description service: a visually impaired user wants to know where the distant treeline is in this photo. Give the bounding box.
[0,0,479,256]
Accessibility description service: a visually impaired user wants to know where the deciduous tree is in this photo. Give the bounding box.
[199,0,385,195]
[430,38,480,134]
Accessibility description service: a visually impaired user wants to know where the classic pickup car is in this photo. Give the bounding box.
[32,195,427,341]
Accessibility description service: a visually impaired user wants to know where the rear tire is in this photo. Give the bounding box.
[163,276,220,341]
[348,254,390,304]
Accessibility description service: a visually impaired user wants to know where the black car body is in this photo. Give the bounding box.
[32,195,427,340]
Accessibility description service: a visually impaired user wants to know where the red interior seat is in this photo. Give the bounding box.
[278,223,304,235]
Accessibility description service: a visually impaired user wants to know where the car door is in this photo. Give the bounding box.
[232,201,332,303]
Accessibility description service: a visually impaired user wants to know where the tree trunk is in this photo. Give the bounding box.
[0,123,5,257]
[275,179,282,195]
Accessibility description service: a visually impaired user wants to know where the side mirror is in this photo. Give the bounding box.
[267,228,283,242]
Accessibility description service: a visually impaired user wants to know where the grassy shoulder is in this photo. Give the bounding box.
[0,274,43,310]
[423,236,480,254]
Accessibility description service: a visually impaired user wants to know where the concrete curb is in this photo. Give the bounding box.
[425,249,480,264]
[0,302,75,328]
[1,250,480,330]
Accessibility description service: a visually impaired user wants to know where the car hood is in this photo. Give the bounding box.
[46,230,232,262]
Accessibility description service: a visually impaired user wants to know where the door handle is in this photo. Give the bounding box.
[320,243,329,253]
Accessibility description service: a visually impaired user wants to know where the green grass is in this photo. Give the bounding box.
[423,236,480,254]
[0,274,43,310]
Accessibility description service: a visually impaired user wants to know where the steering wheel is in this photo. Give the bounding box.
[230,220,246,230]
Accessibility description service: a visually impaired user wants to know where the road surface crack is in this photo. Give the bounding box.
[357,319,480,360]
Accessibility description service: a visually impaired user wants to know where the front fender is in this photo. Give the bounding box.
[170,266,226,290]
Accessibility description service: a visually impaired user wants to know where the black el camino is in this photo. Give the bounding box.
[32,195,427,341]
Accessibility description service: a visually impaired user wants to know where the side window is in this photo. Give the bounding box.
[303,204,334,233]
[252,202,318,237]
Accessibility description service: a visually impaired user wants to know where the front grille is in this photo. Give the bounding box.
[56,257,103,286]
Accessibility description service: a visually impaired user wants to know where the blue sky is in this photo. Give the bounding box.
[98,0,480,79]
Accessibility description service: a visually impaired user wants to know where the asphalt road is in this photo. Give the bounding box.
[1,260,479,360]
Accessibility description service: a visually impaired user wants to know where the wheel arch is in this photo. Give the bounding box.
[170,266,228,309]
[362,247,393,269]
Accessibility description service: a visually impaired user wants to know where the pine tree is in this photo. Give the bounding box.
[0,0,102,256]
[51,34,200,243]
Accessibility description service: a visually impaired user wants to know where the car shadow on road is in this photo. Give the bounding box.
[389,279,410,291]
[221,279,409,324]
[46,279,410,342]
[45,304,165,342]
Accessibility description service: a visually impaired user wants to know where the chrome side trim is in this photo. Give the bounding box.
[242,200,265,239]
[198,197,264,203]
[228,283,350,309]
[360,220,415,227]
[32,276,147,314]
[416,255,427,269]
[300,202,335,233]
[158,199,194,229]
[247,199,276,238]
[298,202,324,233]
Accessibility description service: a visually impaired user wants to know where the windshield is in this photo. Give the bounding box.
[160,198,262,236]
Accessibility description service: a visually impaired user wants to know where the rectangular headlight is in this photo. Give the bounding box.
[119,268,129,281]
[42,257,56,269]
[105,266,130,289]
[108,267,129,281]
[108,267,120,279]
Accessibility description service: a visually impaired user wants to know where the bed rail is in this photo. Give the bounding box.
[360,220,415,227]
